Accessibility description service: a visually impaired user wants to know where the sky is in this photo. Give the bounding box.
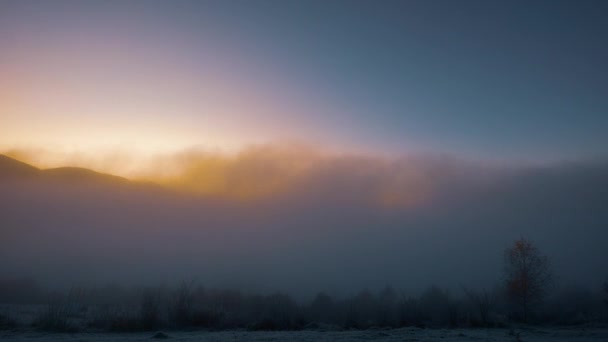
[1,0,608,172]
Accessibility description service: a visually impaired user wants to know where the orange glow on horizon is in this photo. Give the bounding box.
[1,145,433,207]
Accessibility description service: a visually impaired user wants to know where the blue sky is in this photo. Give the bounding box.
[199,0,608,159]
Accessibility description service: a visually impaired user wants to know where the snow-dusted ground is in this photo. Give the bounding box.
[2,326,608,342]
[2,305,608,341]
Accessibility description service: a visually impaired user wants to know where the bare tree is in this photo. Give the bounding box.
[140,288,161,330]
[504,237,552,322]
[463,287,494,326]
[170,281,195,327]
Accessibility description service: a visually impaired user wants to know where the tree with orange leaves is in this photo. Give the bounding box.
[504,238,552,323]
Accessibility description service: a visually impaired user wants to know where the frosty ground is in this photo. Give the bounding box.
[2,326,608,342]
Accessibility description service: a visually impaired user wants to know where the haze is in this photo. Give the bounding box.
[1,0,607,307]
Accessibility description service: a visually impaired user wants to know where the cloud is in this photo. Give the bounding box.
[4,143,462,206]
[131,144,509,208]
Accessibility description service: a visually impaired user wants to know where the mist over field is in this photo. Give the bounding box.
[2,151,607,295]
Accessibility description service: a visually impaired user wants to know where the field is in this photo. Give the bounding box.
[2,326,608,342]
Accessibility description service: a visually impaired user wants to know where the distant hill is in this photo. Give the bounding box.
[0,154,143,187]
[42,166,129,184]
[0,154,41,179]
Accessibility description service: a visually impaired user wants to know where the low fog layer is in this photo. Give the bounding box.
[1,148,607,296]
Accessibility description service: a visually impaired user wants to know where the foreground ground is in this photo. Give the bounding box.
[2,326,608,342]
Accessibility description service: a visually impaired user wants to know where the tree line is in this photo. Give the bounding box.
[0,238,607,332]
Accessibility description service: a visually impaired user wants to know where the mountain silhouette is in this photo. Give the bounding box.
[0,154,41,179]
[42,167,129,184]
[0,154,141,187]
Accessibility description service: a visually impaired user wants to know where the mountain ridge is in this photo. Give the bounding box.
[0,154,136,186]
[0,154,41,179]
